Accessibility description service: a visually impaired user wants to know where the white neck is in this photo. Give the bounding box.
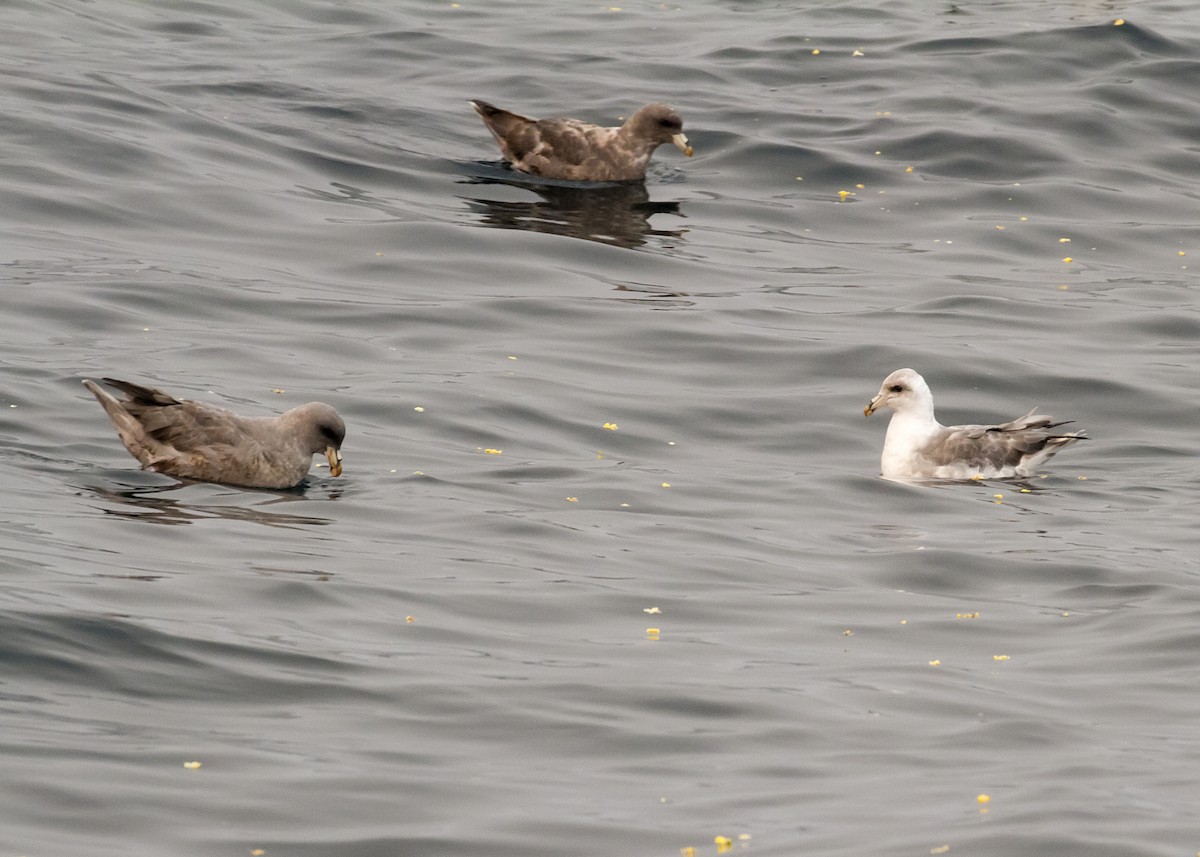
[880,406,941,478]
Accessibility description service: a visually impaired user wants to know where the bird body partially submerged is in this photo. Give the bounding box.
[83,378,344,489]
[864,368,1085,480]
[469,100,692,182]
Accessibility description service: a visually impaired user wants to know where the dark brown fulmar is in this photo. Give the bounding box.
[469,100,692,182]
[83,378,345,489]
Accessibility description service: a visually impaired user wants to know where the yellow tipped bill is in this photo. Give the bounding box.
[326,446,343,477]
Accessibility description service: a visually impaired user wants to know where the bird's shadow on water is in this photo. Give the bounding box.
[76,471,340,528]
[876,473,1079,516]
[457,161,686,249]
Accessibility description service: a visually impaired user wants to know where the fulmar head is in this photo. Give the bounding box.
[286,402,346,477]
[624,103,693,157]
[864,368,934,418]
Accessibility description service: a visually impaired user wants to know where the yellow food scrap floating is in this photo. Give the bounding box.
[714,835,734,852]
[929,659,941,666]
[483,448,502,455]
[644,606,661,614]
[681,848,696,857]
[566,496,579,503]
[603,422,619,430]
[1062,256,1073,263]
[842,629,853,637]
[251,850,266,857]
[661,482,671,488]
[931,845,950,855]
[183,760,202,769]
[955,612,980,619]
[993,654,1010,661]
[1114,17,1125,25]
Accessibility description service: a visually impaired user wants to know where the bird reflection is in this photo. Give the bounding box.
[460,167,686,249]
[85,479,336,528]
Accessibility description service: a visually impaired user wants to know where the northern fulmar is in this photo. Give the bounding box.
[864,368,1086,480]
[469,100,692,182]
[83,378,345,489]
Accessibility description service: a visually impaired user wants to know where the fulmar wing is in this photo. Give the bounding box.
[528,117,608,168]
[469,100,546,164]
[97,378,254,458]
[919,425,1031,472]
[921,412,1084,473]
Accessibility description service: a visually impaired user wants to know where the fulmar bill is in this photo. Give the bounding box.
[469,100,692,182]
[83,378,345,489]
[864,368,1086,480]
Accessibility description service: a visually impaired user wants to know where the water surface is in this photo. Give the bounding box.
[1,1,1198,855]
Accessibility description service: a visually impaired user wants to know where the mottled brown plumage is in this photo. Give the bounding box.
[469,100,692,181]
[83,378,345,489]
[864,368,1086,480]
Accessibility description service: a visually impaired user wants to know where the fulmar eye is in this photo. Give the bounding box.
[658,116,680,129]
[889,385,904,393]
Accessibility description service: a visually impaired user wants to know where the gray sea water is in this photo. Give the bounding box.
[2,1,1199,855]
